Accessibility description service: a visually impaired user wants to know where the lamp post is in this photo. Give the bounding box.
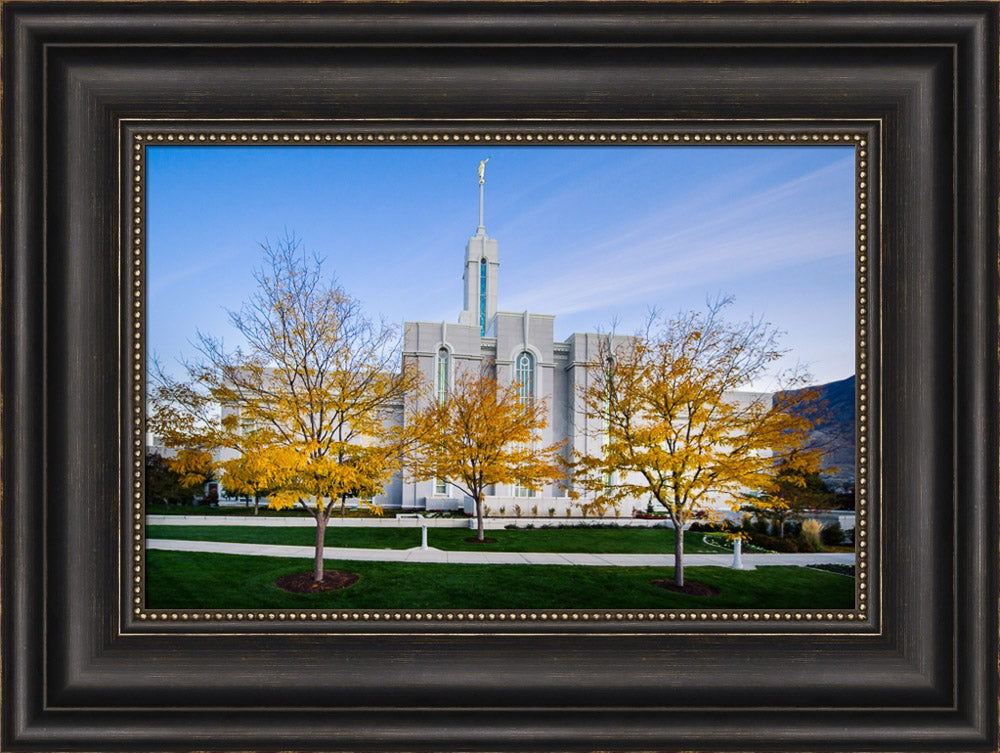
[731,535,744,569]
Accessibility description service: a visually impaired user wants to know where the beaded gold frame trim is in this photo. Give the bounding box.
[126,123,875,631]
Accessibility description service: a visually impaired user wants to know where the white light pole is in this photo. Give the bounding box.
[397,512,429,550]
[731,536,744,569]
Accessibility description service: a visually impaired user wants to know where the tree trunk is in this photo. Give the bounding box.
[674,520,685,587]
[253,495,259,516]
[779,518,785,538]
[340,494,347,518]
[475,494,485,542]
[313,514,328,582]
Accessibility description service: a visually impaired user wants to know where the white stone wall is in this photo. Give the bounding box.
[492,311,560,496]
[461,496,641,519]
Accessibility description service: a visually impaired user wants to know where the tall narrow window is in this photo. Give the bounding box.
[434,348,449,496]
[479,258,487,335]
[602,470,616,495]
[437,347,449,405]
[601,356,614,496]
[516,351,535,404]
[514,354,536,498]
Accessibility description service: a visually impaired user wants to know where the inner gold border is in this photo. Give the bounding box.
[124,122,876,634]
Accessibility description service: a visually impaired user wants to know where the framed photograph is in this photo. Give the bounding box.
[3,2,996,752]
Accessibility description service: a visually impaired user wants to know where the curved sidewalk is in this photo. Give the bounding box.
[146,538,855,569]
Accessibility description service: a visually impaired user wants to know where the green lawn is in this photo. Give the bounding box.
[146,550,855,609]
[146,523,721,554]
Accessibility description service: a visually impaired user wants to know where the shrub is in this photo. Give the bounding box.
[752,516,771,535]
[750,533,802,553]
[821,520,845,546]
[531,505,538,517]
[483,505,492,517]
[548,507,556,517]
[513,505,522,518]
[565,508,572,517]
[772,537,800,553]
[801,518,824,550]
[499,506,506,516]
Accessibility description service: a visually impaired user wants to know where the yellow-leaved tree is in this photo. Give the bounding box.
[745,445,832,538]
[149,234,416,582]
[406,366,565,542]
[217,435,280,516]
[573,298,820,587]
[167,447,217,491]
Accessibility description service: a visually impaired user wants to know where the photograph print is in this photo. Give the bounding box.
[143,138,859,612]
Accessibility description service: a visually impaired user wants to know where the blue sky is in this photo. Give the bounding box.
[147,144,855,390]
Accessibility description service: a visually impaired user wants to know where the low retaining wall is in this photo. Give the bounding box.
[462,496,640,519]
[473,517,672,529]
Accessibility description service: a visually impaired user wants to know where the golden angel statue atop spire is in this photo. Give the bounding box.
[478,157,489,185]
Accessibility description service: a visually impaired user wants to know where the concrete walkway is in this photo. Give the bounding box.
[146,538,855,570]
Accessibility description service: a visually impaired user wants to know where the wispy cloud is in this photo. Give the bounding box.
[502,156,854,317]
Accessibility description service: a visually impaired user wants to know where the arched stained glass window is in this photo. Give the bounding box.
[437,347,449,405]
[516,351,535,403]
[479,258,487,335]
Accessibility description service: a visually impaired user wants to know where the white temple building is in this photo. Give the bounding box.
[384,162,645,515]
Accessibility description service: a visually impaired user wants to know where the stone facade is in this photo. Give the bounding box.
[386,186,645,514]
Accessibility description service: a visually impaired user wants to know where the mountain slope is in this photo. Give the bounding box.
[779,374,855,486]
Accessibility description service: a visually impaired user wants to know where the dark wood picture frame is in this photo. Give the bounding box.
[2,2,997,751]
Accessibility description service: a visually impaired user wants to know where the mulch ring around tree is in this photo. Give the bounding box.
[463,537,498,544]
[651,579,721,597]
[275,570,359,594]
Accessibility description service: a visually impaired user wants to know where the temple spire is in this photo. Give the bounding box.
[477,158,489,232]
[459,158,499,333]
